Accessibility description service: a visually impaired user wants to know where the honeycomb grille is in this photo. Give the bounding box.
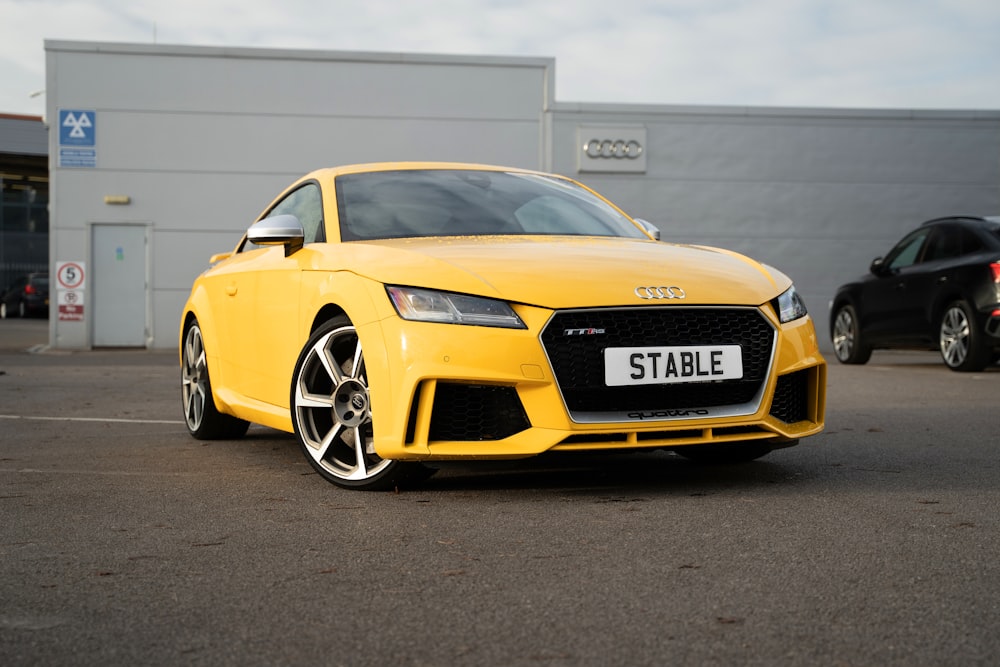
[770,370,809,423]
[541,307,775,419]
[428,383,530,441]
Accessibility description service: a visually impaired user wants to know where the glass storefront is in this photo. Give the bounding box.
[1,153,49,291]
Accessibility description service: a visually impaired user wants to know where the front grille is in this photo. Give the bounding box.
[770,370,809,423]
[541,307,775,421]
[428,383,530,441]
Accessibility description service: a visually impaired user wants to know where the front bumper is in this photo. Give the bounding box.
[363,303,826,461]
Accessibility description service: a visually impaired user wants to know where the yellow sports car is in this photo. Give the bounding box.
[180,162,826,490]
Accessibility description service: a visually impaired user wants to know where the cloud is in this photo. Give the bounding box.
[1,0,999,115]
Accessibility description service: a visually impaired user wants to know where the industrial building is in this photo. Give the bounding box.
[4,40,998,350]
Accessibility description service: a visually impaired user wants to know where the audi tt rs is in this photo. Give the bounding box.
[180,162,826,490]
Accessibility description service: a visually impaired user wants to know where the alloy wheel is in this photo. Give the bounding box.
[832,308,856,362]
[181,324,209,431]
[940,305,971,368]
[293,323,393,483]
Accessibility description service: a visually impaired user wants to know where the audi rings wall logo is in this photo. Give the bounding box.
[634,286,686,300]
[584,139,643,159]
[577,125,647,174]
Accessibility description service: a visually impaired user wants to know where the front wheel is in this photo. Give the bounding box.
[831,303,871,364]
[291,317,433,491]
[181,320,250,439]
[939,301,990,372]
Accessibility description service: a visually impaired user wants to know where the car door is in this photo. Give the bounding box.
[859,227,931,343]
[238,181,327,408]
[914,223,972,335]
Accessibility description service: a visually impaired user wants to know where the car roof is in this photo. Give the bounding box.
[920,215,1000,231]
[921,215,1000,225]
[303,161,552,181]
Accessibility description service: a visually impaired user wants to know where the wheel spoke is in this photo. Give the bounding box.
[185,384,204,426]
[310,422,343,463]
[349,339,364,379]
[348,426,371,480]
[317,336,345,385]
[297,390,337,409]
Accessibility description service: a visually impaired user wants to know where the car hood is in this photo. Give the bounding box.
[332,236,788,309]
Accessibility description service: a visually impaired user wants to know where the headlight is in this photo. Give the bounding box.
[386,286,527,329]
[775,285,808,323]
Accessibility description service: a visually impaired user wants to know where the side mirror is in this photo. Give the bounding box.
[247,214,305,256]
[634,218,661,241]
[869,257,886,275]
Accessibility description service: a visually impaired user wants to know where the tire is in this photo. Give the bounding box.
[181,319,250,439]
[674,442,774,464]
[939,301,990,372]
[831,303,872,365]
[291,317,433,491]
[18,301,26,318]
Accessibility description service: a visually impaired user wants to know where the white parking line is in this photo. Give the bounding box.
[0,414,184,425]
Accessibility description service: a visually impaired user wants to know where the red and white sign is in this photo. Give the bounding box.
[56,262,86,321]
[56,261,86,290]
[57,289,85,321]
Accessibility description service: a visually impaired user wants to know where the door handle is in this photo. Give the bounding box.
[225,284,237,296]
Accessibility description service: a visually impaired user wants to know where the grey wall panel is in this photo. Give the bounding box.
[43,40,1000,354]
[49,43,548,120]
[52,169,303,234]
[153,288,192,351]
[45,41,552,349]
[97,113,542,173]
[0,116,47,154]
[154,230,251,289]
[555,107,1000,349]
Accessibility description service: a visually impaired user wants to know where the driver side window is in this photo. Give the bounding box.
[886,229,929,270]
[266,182,325,244]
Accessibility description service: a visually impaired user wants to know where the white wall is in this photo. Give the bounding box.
[45,40,1000,351]
[552,103,1000,342]
[45,41,554,349]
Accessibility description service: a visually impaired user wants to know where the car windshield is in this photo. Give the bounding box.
[335,169,648,241]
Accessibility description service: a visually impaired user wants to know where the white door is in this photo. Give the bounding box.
[92,224,148,347]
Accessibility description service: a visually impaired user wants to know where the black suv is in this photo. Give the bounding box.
[1,272,50,319]
[830,216,1000,371]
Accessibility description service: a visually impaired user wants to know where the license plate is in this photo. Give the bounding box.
[604,345,743,386]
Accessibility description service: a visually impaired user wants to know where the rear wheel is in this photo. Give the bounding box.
[181,320,250,439]
[291,317,433,490]
[831,303,871,364]
[939,301,990,372]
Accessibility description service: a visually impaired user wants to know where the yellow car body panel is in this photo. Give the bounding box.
[180,161,826,488]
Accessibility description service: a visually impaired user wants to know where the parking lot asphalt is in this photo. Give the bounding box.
[2,318,999,666]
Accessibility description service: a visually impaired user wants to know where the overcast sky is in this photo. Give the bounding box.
[2,0,999,117]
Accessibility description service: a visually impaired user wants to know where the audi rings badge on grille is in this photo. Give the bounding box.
[584,139,643,159]
[635,286,686,300]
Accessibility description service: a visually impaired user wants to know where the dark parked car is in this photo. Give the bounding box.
[830,216,1000,371]
[0,272,49,319]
